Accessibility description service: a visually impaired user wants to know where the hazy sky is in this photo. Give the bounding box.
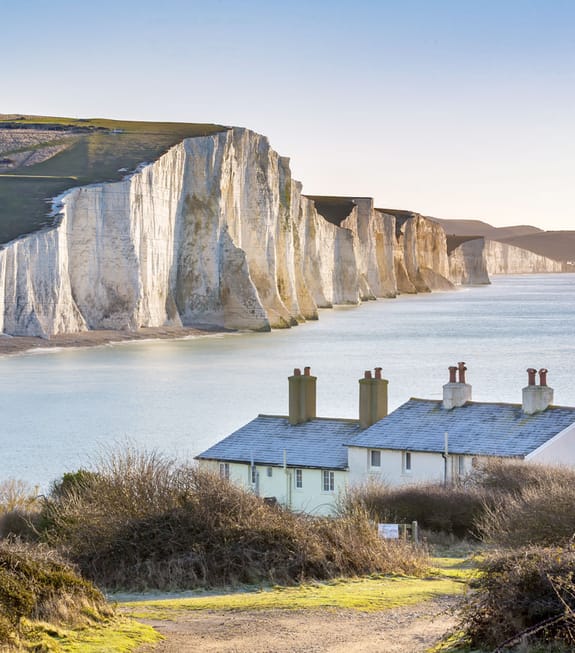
[3,0,574,230]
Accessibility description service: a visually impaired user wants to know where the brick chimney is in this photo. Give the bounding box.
[442,362,472,409]
[288,366,317,425]
[359,367,388,428]
[522,367,553,414]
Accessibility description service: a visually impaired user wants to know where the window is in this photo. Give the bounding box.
[266,466,273,478]
[219,462,230,480]
[458,455,465,476]
[370,450,381,467]
[402,451,412,474]
[251,465,257,484]
[295,468,303,489]
[322,470,335,492]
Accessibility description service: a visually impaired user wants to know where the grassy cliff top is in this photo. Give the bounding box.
[0,115,229,245]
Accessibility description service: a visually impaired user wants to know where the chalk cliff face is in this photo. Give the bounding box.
[449,238,562,284]
[0,127,552,339]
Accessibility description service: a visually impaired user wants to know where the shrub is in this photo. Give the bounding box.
[0,539,113,648]
[0,479,39,514]
[42,447,428,590]
[341,479,487,539]
[477,464,575,547]
[457,547,575,650]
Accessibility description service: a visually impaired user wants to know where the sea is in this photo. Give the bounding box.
[1,273,574,490]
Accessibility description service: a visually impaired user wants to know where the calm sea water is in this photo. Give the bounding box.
[1,273,574,489]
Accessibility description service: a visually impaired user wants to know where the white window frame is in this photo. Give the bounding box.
[266,466,273,478]
[457,455,465,476]
[219,462,230,480]
[402,451,412,474]
[295,468,303,489]
[322,470,335,493]
[370,450,381,468]
[251,464,257,485]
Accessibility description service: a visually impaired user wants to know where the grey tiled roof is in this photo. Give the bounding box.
[196,415,362,469]
[349,399,575,458]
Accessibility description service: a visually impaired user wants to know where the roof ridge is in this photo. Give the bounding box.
[257,414,360,423]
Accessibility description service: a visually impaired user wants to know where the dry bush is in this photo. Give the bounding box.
[457,547,575,650]
[0,539,112,648]
[0,479,39,514]
[341,479,487,539]
[0,479,43,542]
[469,458,575,495]
[41,447,428,590]
[477,477,575,547]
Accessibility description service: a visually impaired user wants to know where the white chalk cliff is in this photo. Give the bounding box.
[449,238,563,285]
[0,128,562,338]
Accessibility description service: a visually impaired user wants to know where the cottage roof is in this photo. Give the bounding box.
[348,399,575,458]
[196,414,362,469]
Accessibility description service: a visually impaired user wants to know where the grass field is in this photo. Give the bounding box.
[0,115,228,245]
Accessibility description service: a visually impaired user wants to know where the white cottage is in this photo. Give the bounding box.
[197,364,575,514]
[347,365,575,486]
[195,367,364,515]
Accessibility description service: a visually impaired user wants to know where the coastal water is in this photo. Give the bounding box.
[1,273,574,488]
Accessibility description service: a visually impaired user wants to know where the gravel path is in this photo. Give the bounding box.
[135,596,459,653]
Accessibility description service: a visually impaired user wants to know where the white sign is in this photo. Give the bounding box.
[378,523,399,539]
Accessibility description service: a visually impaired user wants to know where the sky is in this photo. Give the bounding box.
[2,0,574,230]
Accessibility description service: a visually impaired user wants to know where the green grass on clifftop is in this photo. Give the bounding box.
[0,115,228,245]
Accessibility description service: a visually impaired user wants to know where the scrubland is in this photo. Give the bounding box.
[2,454,575,651]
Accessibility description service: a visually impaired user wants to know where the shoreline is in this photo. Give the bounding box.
[0,326,229,357]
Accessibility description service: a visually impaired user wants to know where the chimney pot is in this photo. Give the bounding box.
[374,367,382,380]
[448,366,458,384]
[527,368,537,386]
[304,366,311,377]
[364,370,372,379]
[457,362,467,384]
[294,368,301,376]
[539,368,548,386]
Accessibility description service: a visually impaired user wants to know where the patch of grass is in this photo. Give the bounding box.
[0,115,229,245]
[123,573,465,619]
[19,616,161,652]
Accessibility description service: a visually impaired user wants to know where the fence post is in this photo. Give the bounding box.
[411,520,419,544]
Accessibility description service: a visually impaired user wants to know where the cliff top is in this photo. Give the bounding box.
[0,115,228,245]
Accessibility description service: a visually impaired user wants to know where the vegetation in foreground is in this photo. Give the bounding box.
[38,448,428,591]
[5,455,575,651]
[0,539,158,651]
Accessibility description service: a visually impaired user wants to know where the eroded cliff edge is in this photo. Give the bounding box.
[0,127,561,339]
[0,128,455,337]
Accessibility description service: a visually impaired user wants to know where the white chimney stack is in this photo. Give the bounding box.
[442,362,472,410]
[522,368,553,414]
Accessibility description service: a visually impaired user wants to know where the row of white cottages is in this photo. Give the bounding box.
[196,364,575,515]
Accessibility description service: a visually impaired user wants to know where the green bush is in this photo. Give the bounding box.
[457,547,575,650]
[0,539,112,648]
[42,447,428,590]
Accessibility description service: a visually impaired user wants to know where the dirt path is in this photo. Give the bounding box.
[135,596,458,653]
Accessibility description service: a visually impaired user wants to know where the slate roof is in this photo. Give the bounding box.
[348,399,575,458]
[196,415,363,469]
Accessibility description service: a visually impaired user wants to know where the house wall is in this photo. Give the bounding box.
[526,423,575,466]
[347,446,472,486]
[197,459,347,515]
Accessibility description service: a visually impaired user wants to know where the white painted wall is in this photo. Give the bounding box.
[527,423,575,465]
[197,459,347,515]
[347,446,472,486]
